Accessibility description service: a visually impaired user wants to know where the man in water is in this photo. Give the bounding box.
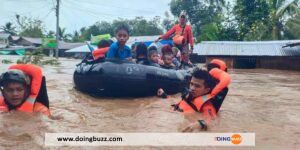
[0,64,50,116]
[158,68,217,131]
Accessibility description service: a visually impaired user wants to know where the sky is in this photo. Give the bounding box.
[0,0,172,34]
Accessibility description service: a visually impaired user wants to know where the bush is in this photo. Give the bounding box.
[1,59,13,64]
[17,49,60,66]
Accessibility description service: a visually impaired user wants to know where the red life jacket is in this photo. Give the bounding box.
[92,47,109,60]
[0,64,42,112]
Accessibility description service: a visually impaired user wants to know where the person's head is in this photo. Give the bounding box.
[148,50,159,63]
[189,68,215,98]
[162,53,174,66]
[179,11,188,25]
[0,70,31,107]
[97,40,111,49]
[148,45,157,52]
[115,25,129,47]
[209,59,227,72]
[161,45,173,56]
[136,42,148,58]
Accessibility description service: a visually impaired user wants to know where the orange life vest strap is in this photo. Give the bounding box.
[176,94,212,113]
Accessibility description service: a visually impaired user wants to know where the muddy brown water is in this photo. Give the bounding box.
[0,56,299,150]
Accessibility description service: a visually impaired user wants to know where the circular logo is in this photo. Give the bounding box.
[231,134,242,145]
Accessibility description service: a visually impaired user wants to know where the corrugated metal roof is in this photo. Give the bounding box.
[0,46,36,51]
[66,36,161,53]
[11,36,21,41]
[21,37,42,44]
[58,42,85,50]
[65,45,91,53]
[194,40,300,56]
[112,35,159,46]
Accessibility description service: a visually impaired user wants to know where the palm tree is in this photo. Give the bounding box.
[71,31,81,42]
[268,0,300,39]
[285,12,300,39]
[0,22,17,35]
[58,27,71,41]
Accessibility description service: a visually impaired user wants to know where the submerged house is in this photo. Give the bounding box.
[11,36,84,57]
[193,41,300,70]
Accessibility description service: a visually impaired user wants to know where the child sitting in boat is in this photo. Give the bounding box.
[171,46,181,68]
[92,40,111,61]
[135,43,148,64]
[106,25,132,60]
[161,45,180,69]
[85,40,111,62]
[146,47,160,67]
[160,53,177,69]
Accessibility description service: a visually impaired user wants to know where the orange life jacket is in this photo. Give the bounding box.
[210,59,227,71]
[92,47,109,60]
[209,68,231,97]
[176,94,212,113]
[0,64,49,115]
[0,97,50,116]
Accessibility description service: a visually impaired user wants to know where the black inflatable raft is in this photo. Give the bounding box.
[73,59,191,97]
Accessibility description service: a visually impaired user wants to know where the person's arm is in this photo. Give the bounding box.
[157,88,170,99]
[86,41,95,52]
[187,26,194,52]
[126,57,133,61]
[34,102,51,117]
[156,25,177,42]
[201,102,217,124]
[182,102,217,132]
[126,46,133,61]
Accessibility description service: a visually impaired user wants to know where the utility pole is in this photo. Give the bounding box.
[55,0,60,59]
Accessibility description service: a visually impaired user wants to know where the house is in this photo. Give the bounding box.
[13,36,42,47]
[10,36,85,57]
[193,40,300,70]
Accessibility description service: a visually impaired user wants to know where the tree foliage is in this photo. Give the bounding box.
[16,15,45,38]
[0,22,17,35]
[1,1,299,43]
[75,17,163,41]
[285,12,300,39]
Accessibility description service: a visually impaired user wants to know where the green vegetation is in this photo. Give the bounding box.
[1,59,13,64]
[17,49,60,66]
[1,1,299,42]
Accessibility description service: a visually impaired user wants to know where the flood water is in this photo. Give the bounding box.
[0,56,299,150]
